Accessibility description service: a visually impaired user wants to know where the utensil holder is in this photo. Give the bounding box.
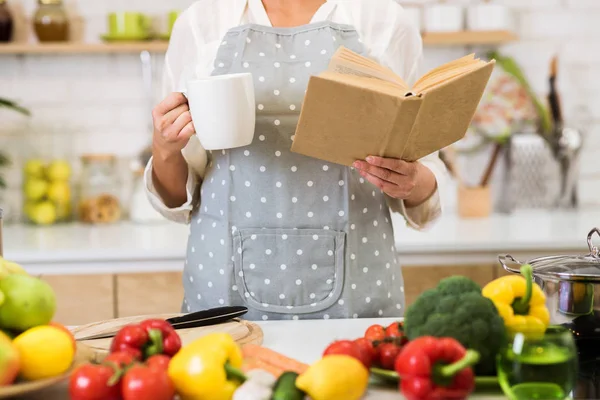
[457,185,492,218]
[499,133,559,212]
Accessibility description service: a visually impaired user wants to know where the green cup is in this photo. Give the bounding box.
[167,10,180,34]
[108,12,150,37]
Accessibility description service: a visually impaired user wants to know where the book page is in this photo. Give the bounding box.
[412,59,491,94]
[413,54,477,89]
[328,47,409,91]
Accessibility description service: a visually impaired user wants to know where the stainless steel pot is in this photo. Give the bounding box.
[499,227,600,325]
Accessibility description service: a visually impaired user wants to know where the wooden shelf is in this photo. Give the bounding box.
[0,41,169,55]
[0,31,517,55]
[422,30,518,46]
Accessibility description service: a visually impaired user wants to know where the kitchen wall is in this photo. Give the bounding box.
[1,0,599,219]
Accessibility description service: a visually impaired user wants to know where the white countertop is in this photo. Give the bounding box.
[4,209,600,275]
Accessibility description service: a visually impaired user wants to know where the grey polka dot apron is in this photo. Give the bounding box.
[182,19,406,321]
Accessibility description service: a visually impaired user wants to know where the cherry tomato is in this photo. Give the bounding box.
[323,340,371,369]
[146,354,171,371]
[378,342,402,370]
[69,364,122,400]
[352,337,375,369]
[105,351,137,368]
[364,324,385,342]
[121,364,175,400]
[385,322,409,345]
[385,322,402,338]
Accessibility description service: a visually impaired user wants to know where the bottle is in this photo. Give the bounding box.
[0,0,13,43]
[34,0,69,42]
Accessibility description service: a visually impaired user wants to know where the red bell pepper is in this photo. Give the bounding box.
[110,319,182,361]
[394,336,480,400]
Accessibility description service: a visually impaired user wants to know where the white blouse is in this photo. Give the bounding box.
[144,0,447,230]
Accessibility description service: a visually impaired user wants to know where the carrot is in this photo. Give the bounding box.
[242,357,284,377]
[241,344,309,375]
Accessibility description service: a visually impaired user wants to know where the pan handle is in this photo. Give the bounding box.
[498,254,523,274]
[588,227,600,257]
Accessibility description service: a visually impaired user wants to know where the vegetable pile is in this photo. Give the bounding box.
[66,267,550,400]
[403,275,506,375]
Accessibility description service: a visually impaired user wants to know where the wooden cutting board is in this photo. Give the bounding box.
[72,314,263,363]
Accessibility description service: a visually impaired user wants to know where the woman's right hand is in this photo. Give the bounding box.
[152,93,196,159]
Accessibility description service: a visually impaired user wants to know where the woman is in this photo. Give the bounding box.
[145,0,447,321]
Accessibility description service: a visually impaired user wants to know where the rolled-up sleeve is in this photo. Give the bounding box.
[374,2,448,230]
[143,7,209,224]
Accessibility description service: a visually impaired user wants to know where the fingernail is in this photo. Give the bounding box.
[366,156,374,163]
[353,161,360,168]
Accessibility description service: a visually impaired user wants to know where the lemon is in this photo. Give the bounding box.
[47,181,71,204]
[13,326,74,380]
[29,201,57,225]
[23,179,48,201]
[296,355,369,400]
[46,160,72,182]
[23,159,45,179]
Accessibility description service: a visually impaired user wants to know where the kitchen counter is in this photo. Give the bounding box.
[17,318,503,400]
[3,209,600,275]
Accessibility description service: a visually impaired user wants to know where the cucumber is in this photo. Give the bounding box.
[271,372,305,400]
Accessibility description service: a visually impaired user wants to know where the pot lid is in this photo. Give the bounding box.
[500,227,600,282]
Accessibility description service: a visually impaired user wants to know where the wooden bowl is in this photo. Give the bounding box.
[0,342,94,399]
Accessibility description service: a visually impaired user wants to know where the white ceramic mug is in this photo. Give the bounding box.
[184,73,256,150]
[467,3,511,31]
[424,4,464,32]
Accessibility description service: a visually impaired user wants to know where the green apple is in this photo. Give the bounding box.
[23,159,46,179]
[46,160,72,182]
[23,178,48,201]
[0,274,56,331]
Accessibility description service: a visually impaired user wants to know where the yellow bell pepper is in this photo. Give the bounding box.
[296,355,369,400]
[167,332,247,400]
[482,264,550,337]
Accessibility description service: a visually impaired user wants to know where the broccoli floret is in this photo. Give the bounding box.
[404,276,507,376]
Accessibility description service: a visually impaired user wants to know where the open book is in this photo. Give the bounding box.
[291,47,496,166]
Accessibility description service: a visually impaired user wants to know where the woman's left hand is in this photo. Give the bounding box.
[353,156,437,207]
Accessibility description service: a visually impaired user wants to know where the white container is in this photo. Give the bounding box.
[424,4,464,32]
[467,2,511,31]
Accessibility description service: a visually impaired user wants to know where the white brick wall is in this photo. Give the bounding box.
[1,0,599,213]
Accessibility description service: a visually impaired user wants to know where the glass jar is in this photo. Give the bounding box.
[34,0,69,42]
[0,0,13,43]
[78,154,122,224]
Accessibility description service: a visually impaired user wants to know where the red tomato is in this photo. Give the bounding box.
[121,364,175,400]
[385,322,402,338]
[378,343,402,370]
[352,337,375,369]
[323,340,371,368]
[105,351,137,368]
[69,364,122,400]
[146,354,171,371]
[364,324,385,342]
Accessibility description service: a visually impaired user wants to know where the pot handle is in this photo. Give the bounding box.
[588,227,600,258]
[498,254,522,274]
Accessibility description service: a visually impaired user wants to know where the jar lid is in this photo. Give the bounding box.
[81,154,116,162]
[39,0,63,5]
[500,228,600,282]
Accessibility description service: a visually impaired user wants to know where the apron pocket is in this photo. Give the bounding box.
[233,228,346,314]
